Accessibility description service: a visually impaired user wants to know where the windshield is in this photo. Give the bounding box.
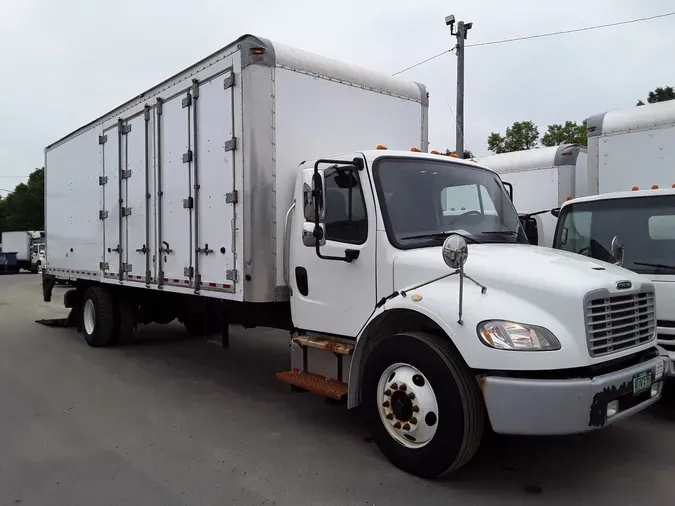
[373,157,526,248]
[554,195,675,275]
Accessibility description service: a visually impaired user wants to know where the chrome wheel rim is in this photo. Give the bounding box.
[83,299,96,335]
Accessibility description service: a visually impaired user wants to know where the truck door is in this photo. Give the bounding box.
[102,123,122,279]
[289,157,377,337]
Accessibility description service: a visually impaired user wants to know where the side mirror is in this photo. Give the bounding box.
[302,169,325,222]
[503,181,513,201]
[611,236,625,266]
[551,208,560,218]
[519,216,539,245]
[442,234,468,269]
[302,222,325,247]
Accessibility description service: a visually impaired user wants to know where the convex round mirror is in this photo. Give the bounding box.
[442,234,468,269]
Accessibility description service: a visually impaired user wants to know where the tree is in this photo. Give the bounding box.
[445,149,474,159]
[637,86,675,106]
[487,121,539,154]
[0,168,44,232]
[541,120,587,147]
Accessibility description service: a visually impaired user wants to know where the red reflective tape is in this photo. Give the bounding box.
[208,282,217,287]
[163,278,168,282]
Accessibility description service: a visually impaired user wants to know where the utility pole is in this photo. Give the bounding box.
[445,15,472,158]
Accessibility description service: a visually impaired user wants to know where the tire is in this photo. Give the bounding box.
[80,286,116,347]
[112,296,136,344]
[362,332,484,479]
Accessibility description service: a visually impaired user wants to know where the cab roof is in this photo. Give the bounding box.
[561,187,675,208]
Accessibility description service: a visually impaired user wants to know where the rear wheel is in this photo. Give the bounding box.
[363,332,484,478]
[81,286,116,347]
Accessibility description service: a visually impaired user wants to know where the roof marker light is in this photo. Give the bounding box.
[632,186,639,191]
[430,150,441,155]
[566,195,573,201]
[652,184,660,189]
[376,144,387,150]
[411,147,421,152]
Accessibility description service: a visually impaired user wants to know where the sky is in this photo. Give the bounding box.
[1,0,674,191]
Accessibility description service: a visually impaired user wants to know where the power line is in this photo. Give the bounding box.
[392,11,675,75]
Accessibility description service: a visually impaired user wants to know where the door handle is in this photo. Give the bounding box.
[159,241,172,254]
[136,244,147,254]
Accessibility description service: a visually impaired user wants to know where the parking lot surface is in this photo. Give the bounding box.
[0,273,673,505]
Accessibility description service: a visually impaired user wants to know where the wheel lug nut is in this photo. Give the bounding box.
[410,417,418,424]
[408,392,415,400]
[386,413,394,420]
[382,401,390,408]
[402,423,410,430]
[391,383,398,390]
[399,384,407,392]
[412,405,419,412]
[384,389,391,396]
[393,422,401,429]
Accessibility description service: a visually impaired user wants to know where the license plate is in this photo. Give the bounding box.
[632,371,652,396]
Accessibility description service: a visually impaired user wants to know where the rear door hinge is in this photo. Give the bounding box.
[99,210,108,220]
[184,266,194,278]
[122,263,132,273]
[98,176,108,185]
[99,262,109,270]
[121,169,132,179]
[120,123,132,135]
[183,197,194,209]
[182,150,193,163]
[98,135,108,145]
[226,269,238,282]
[182,93,192,108]
[122,207,132,217]
[224,138,237,152]
[225,191,238,204]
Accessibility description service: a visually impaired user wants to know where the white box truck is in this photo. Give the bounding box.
[477,144,588,247]
[41,34,667,478]
[1,230,44,272]
[553,100,675,369]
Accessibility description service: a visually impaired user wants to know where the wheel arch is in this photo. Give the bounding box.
[347,307,464,409]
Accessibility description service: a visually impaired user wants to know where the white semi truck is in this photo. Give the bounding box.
[477,144,588,247]
[553,100,675,368]
[41,34,667,478]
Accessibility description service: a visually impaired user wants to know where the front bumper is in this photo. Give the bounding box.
[482,354,667,435]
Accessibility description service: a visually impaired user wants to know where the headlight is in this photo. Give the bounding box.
[477,320,561,351]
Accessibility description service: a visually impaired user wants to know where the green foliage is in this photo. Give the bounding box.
[637,86,675,106]
[487,121,539,154]
[0,168,44,232]
[541,120,587,147]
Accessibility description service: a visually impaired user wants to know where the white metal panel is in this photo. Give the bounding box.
[599,100,675,135]
[598,126,675,193]
[273,68,424,288]
[501,167,560,247]
[157,96,191,284]
[574,151,589,198]
[103,128,121,276]
[0,232,30,260]
[45,126,102,273]
[123,113,152,281]
[478,146,562,173]
[193,71,236,289]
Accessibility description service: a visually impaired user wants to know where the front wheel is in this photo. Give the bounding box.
[363,332,485,478]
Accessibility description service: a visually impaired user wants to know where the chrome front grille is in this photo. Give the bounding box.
[585,288,656,357]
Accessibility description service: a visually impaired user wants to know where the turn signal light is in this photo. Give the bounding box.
[632,186,639,191]
[376,144,387,150]
[411,147,421,152]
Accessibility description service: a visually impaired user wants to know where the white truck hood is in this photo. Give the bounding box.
[390,244,656,370]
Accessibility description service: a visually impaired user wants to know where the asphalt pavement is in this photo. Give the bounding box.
[0,273,674,505]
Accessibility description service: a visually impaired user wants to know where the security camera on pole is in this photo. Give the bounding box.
[445,15,472,159]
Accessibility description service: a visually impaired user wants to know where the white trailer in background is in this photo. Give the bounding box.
[0,230,44,272]
[554,101,675,368]
[41,34,667,478]
[477,144,587,247]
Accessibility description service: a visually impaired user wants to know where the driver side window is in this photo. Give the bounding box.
[324,169,368,244]
[559,210,592,254]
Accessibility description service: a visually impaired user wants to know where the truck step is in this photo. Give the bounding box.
[276,370,347,400]
[292,336,354,355]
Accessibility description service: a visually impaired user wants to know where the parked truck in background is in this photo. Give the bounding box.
[1,230,45,273]
[553,100,675,369]
[477,144,588,247]
[41,34,667,478]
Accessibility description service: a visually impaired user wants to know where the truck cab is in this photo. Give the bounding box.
[285,148,666,477]
[553,188,675,369]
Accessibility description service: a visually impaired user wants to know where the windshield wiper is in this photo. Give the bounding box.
[400,231,481,243]
[633,261,675,271]
[480,230,518,236]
